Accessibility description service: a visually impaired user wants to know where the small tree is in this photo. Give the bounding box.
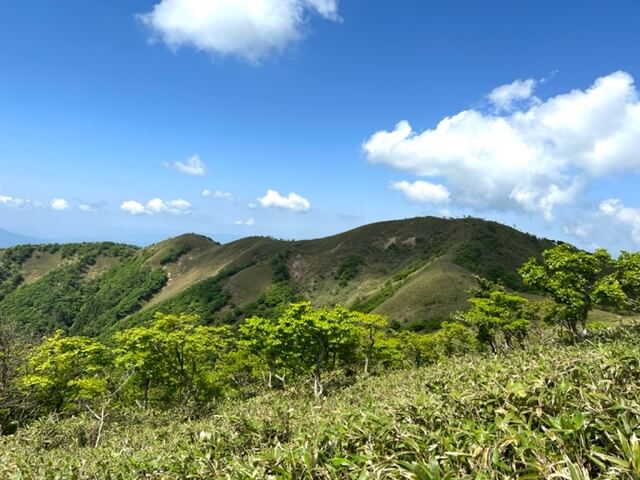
[0,323,29,434]
[465,283,529,352]
[21,331,110,413]
[239,316,290,389]
[114,313,230,407]
[277,302,360,398]
[593,251,640,313]
[351,311,389,375]
[437,321,477,356]
[398,331,440,368]
[519,245,618,335]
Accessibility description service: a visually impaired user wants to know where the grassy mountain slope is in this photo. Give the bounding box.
[0,217,555,335]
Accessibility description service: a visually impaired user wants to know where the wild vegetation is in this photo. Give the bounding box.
[0,217,555,336]
[1,241,640,478]
[2,322,640,478]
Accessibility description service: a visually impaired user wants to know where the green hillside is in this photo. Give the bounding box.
[0,217,555,336]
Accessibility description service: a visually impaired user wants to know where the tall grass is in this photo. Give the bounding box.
[2,323,640,479]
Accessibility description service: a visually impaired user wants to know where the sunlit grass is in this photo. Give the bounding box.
[2,322,639,479]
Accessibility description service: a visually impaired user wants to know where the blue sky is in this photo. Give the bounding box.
[1,1,640,251]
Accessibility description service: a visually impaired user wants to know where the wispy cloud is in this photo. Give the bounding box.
[234,217,255,226]
[163,155,207,176]
[202,189,233,200]
[0,195,36,209]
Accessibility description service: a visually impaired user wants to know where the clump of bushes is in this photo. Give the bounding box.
[2,322,640,478]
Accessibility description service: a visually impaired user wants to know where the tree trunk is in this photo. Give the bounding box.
[274,373,286,389]
[143,378,150,409]
[313,368,323,398]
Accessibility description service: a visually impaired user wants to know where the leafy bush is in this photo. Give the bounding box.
[157,244,192,265]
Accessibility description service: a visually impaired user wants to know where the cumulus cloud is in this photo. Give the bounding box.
[138,0,339,62]
[257,189,310,212]
[488,78,537,112]
[202,189,233,200]
[234,217,255,226]
[163,155,207,176]
[599,198,640,244]
[390,180,450,204]
[121,198,191,216]
[51,198,70,211]
[364,71,640,219]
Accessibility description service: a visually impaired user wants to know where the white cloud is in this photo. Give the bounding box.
[121,198,191,216]
[0,195,34,209]
[390,180,450,204]
[257,189,310,212]
[51,198,70,211]
[121,200,148,215]
[364,71,640,219]
[78,203,101,212]
[138,0,339,62]
[163,155,207,176]
[488,78,537,112]
[202,189,233,200]
[599,198,640,243]
[234,217,255,226]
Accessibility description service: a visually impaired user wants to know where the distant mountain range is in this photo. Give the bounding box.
[0,217,556,336]
[0,229,41,248]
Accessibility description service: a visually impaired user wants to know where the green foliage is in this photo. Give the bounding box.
[0,323,28,434]
[519,245,629,335]
[21,331,110,413]
[72,256,167,336]
[270,251,291,283]
[157,243,192,265]
[4,323,640,478]
[593,251,640,312]
[397,330,440,367]
[335,255,363,286]
[463,279,530,352]
[239,304,400,395]
[0,243,146,335]
[123,271,235,329]
[436,320,477,356]
[0,217,556,334]
[240,281,298,321]
[0,263,91,333]
[452,220,549,290]
[114,313,231,406]
[350,280,399,313]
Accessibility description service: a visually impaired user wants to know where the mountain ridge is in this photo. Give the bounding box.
[0,229,42,248]
[0,216,556,336]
